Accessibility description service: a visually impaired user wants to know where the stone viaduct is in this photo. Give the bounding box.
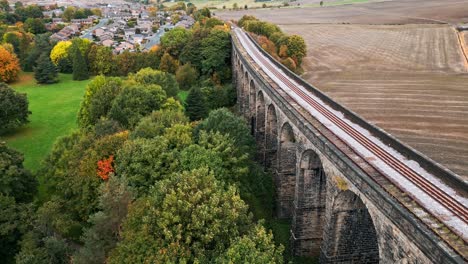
[231,30,467,263]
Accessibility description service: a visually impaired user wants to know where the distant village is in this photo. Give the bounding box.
[41,2,195,54]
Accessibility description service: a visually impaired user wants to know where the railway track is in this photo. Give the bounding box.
[234,28,468,246]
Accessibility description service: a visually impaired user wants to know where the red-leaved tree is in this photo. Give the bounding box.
[97,155,114,181]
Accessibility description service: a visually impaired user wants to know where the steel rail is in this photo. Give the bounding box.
[235,29,468,240]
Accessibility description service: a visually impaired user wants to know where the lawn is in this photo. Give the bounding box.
[1,73,90,172]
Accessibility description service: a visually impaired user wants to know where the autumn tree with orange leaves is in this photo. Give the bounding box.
[97,155,115,181]
[0,46,20,83]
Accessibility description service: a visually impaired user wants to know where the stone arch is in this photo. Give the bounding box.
[243,71,249,118]
[321,190,380,263]
[266,104,278,171]
[249,80,257,134]
[256,91,266,165]
[277,122,297,219]
[292,150,328,257]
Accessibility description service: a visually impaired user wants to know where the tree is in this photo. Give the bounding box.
[204,18,224,29]
[23,33,52,72]
[175,63,198,90]
[62,6,76,22]
[0,142,37,203]
[132,68,179,98]
[78,76,123,128]
[286,34,307,66]
[0,45,20,83]
[0,194,34,264]
[132,108,188,139]
[185,87,208,121]
[195,108,255,157]
[281,57,297,72]
[108,168,251,263]
[73,176,133,264]
[0,83,31,133]
[24,18,46,34]
[216,223,284,263]
[34,53,58,84]
[108,84,167,129]
[88,45,114,75]
[160,27,192,57]
[179,131,249,186]
[115,137,176,196]
[40,131,129,228]
[201,29,231,76]
[50,41,72,65]
[72,45,89,80]
[159,52,179,74]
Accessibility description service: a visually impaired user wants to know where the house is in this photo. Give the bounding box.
[101,39,115,47]
[71,18,94,26]
[50,24,80,41]
[115,41,134,54]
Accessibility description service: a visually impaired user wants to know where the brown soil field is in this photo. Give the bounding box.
[217,0,468,24]
[218,0,468,179]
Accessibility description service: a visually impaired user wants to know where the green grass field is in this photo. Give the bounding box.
[1,73,90,172]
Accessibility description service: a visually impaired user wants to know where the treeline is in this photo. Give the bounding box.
[1,55,283,264]
[237,15,307,73]
[1,8,287,264]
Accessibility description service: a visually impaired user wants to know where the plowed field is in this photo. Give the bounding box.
[218,0,468,179]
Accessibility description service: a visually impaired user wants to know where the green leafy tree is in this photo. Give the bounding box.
[238,15,258,28]
[73,176,133,264]
[108,84,167,129]
[0,143,37,203]
[205,17,224,28]
[180,131,249,186]
[40,131,129,228]
[115,137,177,196]
[132,68,179,98]
[286,34,307,66]
[34,53,58,84]
[88,45,114,75]
[159,52,179,74]
[195,108,255,157]
[0,194,34,264]
[185,87,208,121]
[108,168,251,263]
[78,75,123,129]
[72,45,89,80]
[24,18,46,34]
[15,201,73,264]
[201,29,231,76]
[175,63,198,90]
[180,28,209,72]
[160,27,192,57]
[23,33,52,72]
[132,108,188,139]
[216,223,284,263]
[0,83,31,132]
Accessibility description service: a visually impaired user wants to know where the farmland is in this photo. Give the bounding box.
[218,0,468,179]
